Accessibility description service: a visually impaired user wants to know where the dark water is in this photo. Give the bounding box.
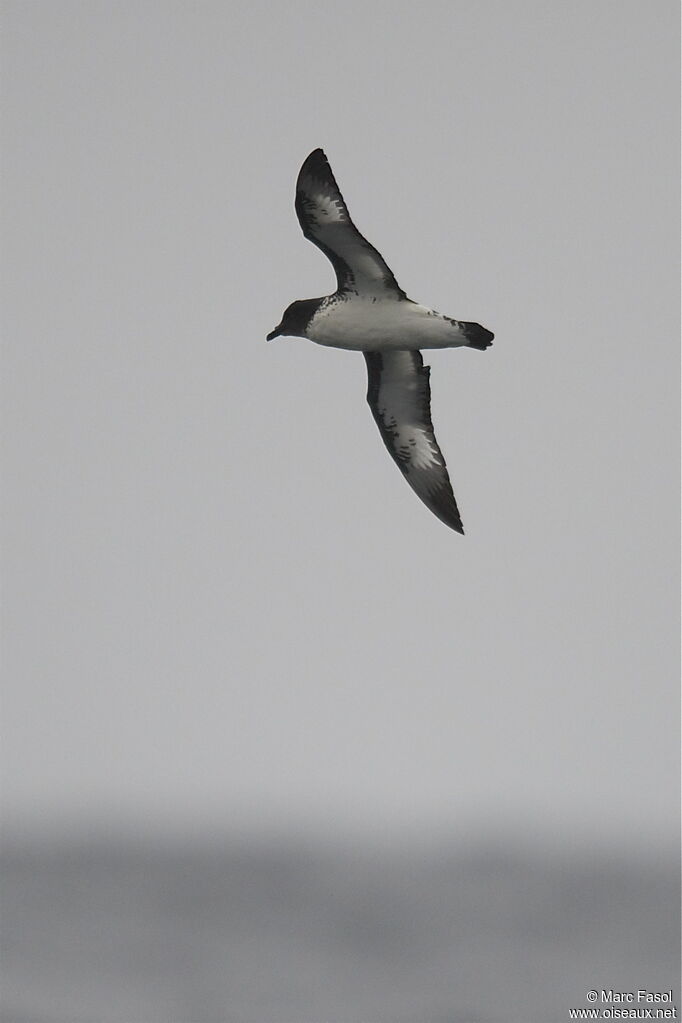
[2,835,679,1022]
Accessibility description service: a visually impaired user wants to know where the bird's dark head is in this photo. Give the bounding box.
[267,298,321,341]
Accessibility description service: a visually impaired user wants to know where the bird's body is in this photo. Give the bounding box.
[301,294,486,353]
[268,148,494,534]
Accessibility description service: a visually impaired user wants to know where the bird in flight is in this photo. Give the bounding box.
[267,149,494,534]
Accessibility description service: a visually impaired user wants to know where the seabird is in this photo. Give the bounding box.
[268,148,494,534]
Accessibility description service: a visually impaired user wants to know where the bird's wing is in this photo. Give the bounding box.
[364,350,464,533]
[296,149,404,298]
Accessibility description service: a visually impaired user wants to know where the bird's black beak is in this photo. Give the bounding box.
[266,325,283,341]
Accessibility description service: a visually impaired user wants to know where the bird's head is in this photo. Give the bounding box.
[266,299,321,341]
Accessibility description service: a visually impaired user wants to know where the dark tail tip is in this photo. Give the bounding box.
[464,322,494,351]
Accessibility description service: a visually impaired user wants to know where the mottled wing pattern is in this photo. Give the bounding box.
[364,350,464,533]
[296,149,404,298]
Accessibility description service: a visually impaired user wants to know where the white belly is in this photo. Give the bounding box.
[307,296,469,351]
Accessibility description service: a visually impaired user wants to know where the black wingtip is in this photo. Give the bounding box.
[300,148,329,174]
[445,514,465,535]
[297,149,337,197]
[430,490,465,534]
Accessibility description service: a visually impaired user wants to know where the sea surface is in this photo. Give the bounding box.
[2,833,679,1023]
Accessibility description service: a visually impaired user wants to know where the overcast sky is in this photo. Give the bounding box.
[2,0,679,850]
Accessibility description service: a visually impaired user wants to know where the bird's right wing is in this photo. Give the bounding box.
[296,149,405,298]
[364,350,464,533]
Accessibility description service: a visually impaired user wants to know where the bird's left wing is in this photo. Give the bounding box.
[296,149,405,298]
[364,350,464,533]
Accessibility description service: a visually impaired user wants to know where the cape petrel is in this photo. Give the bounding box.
[267,148,494,534]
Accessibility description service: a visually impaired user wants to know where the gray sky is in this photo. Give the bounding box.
[2,0,679,849]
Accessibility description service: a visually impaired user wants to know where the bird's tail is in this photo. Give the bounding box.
[463,322,494,350]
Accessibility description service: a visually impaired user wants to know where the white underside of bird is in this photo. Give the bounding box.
[306,295,472,352]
